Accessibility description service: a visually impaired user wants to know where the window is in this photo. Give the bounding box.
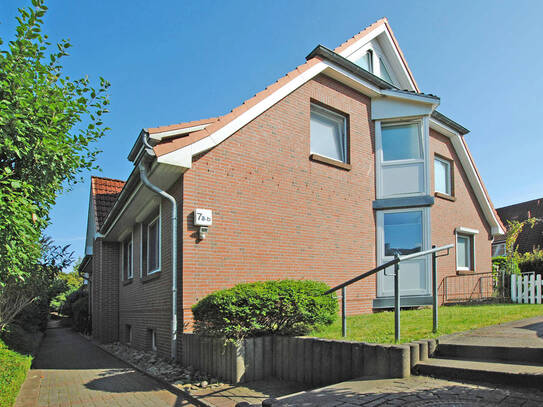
[310,104,348,163]
[355,50,373,72]
[126,325,132,344]
[147,215,161,274]
[379,57,393,84]
[381,123,422,162]
[492,242,505,258]
[457,234,472,270]
[434,156,452,195]
[123,234,133,279]
[150,330,157,352]
[384,211,423,256]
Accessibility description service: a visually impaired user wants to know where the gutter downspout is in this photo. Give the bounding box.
[138,133,178,360]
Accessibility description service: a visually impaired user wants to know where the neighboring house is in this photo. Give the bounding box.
[492,198,543,257]
[79,18,504,359]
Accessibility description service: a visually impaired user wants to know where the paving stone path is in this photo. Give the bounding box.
[14,327,197,407]
[271,375,543,406]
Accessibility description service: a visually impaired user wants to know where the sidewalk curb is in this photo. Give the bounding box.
[85,336,215,407]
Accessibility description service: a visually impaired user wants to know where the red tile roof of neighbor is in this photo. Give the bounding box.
[91,176,126,230]
[152,18,398,158]
[495,198,543,252]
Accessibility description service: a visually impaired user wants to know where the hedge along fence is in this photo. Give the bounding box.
[181,334,434,385]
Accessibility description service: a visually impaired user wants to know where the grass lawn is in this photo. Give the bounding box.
[0,338,32,407]
[311,303,543,344]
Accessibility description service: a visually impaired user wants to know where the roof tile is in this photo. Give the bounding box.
[91,176,125,230]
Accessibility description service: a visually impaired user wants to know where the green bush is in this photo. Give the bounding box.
[0,338,32,407]
[518,250,543,276]
[0,323,41,356]
[71,296,90,334]
[492,255,519,275]
[60,285,87,317]
[192,279,338,340]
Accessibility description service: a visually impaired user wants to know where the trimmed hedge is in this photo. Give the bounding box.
[192,279,338,340]
[0,338,31,407]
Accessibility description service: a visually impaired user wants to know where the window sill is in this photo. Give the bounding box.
[142,271,161,283]
[457,269,474,275]
[309,154,351,171]
[123,278,133,286]
[435,192,456,202]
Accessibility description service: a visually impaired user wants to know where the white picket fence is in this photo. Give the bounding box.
[511,273,542,304]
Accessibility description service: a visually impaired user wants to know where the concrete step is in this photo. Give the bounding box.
[413,356,543,388]
[436,343,543,364]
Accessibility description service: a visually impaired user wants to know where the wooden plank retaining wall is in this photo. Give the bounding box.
[182,334,425,385]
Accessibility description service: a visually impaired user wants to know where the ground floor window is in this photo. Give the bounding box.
[384,210,423,256]
[126,325,132,344]
[456,234,473,271]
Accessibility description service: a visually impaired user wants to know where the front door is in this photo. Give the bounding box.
[376,208,430,297]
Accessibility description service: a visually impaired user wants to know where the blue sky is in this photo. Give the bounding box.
[1,1,542,270]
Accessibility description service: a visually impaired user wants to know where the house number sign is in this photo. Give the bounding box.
[194,209,213,226]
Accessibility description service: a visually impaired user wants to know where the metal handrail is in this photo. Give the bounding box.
[324,243,454,342]
[324,244,454,296]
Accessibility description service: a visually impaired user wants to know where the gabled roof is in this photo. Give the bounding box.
[495,198,543,252]
[91,176,125,230]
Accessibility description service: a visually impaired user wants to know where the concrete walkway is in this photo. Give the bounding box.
[14,327,197,407]
[438,315,543,347]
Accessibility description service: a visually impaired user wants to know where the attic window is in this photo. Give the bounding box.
[379,57,393,84]
[355,50,373,73]
[310,104,348,163]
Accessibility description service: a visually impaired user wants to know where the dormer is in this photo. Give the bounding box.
[350,41,397,87]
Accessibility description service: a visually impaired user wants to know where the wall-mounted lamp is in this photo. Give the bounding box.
[194,208,212,240]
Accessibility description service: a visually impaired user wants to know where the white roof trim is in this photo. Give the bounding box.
[149,123,211,141]
[381,89,437,105]
[430,119,504,236]
[338,23,417,92]
[159,61,436,167]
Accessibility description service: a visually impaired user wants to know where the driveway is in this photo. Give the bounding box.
[14,326,196,407]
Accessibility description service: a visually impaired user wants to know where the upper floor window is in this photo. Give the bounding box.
[355,50,373,72]
[122,234,133,280]
[379,57,393,84]
[310,104,348,163]
[434,156,452,196]
[381,123,422,162]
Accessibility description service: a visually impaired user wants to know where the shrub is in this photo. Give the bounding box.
[60,285,87,317]
[192,279,338,340]
[0,323,42,356]
[71,297,90,334]
[0,338,32,407]
[518,250,543,276]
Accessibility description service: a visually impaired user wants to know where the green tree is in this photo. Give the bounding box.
[0,0,110,286]
[504,218,538,274]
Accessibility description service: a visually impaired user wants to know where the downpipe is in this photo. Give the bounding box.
[139,134,178,360]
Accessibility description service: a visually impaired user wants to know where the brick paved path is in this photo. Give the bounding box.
[14,327,196,407]
[271,375,543,406]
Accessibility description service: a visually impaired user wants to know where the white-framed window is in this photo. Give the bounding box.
[126,325,132,344]
[456,234,472,271]
[122,233,133,280]
[310,103,348,163]
[355,50,373,72]
[147,213,161,274]
[151,329,157,352]
[376,119,428,199]
[492,242,505,258]
[379,57,393,83]
[384,210,423,256]
[434,156,452,196]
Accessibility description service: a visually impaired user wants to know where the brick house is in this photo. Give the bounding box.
[79,18,504,359]
[492,198,543,257]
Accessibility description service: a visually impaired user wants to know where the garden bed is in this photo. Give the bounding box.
[311,303,543,343]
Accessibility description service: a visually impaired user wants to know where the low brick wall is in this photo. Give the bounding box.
[182,334,433,385]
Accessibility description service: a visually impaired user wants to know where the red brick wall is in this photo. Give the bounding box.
[181,74,377,322]
[117,178,183,358]
[430,129,493,303]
